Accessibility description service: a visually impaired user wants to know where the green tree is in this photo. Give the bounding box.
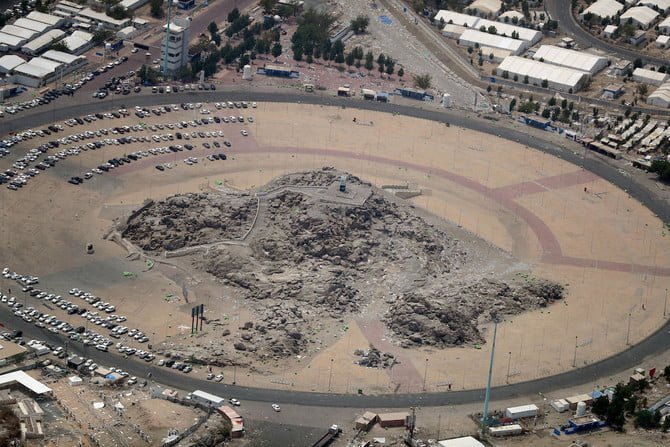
[377,53,386,66]
[93,29,114,44]
[397,67,404,79]
[413,73,432,89]
[386,61,395,76]
[350,15,370,34]
[51,41,70,53]
[150,0,163,18]
[664,364,670,381]
[541,108,551,118]
[208,22,219,36]
[260,0,276,13]
[345,52,355,67]
[228,8,240,23]
[523,75,529,84]
[541,79,548,88]
[635,410,662,429]
[592,396,610,417]
[637,84,649,97]
[271,42,282,59]
[364,51,374,73]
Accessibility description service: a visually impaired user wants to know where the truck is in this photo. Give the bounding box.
[311,425,342,447]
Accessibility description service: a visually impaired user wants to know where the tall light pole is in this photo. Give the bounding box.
[482,320,498,430]
[664,289,668,318]
[328,358,334,392]
[572,336,578,367]
[506,351,512,384]
[422,358,429,392]
[626,312,632,345]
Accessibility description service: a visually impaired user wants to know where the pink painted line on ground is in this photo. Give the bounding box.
[492,170,600,199]
[356,320,423,389]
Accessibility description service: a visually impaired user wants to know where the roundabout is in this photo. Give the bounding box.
[1,89,669,408]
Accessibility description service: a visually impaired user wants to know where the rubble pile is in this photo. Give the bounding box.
[123,193,256,251]
[354,346,397,369]
[384,279,564,347]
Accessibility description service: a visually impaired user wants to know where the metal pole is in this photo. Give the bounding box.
[328,358,333,391]
[572,336,578,367]
[422,358,428,391]
[506,351,512,384]
[626,312,632,345]
[482,320,498,429]
[664,289,668,318]
[232,365,237,385]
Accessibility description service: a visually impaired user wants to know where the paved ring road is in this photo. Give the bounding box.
[545,0,669,66]
[1,89,669,408]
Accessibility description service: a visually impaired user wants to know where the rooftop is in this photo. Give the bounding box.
[0,371,52,395]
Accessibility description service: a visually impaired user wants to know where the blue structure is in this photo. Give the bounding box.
[522,116,551,130]
[257,65,300,78]
[554,416,606,436]
[177,0,195,9]
[393,87,434,101]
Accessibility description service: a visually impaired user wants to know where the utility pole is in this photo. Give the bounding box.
[422,358,429,391]
[506,351,512,384]
[482,320,498,430]
[572,336,578,367]
[664,289,668,318]
[328,358,334,391]
[626,312,632,345]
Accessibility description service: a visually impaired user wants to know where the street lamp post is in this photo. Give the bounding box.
[328,358,334,392]
[664,289,668,318]
[626,312,632,345]
[572,336,578,367]
[506,351,512,384]
[422,359,429,392]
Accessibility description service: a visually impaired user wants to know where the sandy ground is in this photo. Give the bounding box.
[1,101,670,397]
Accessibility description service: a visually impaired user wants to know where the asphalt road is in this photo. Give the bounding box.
[1,89,670,409]
[545,0,668,66]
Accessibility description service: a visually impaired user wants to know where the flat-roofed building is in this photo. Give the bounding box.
[0,371,52,396]
[637,0,670,12]
[77,8,131,30]
[13,18,52,34]
[458,29,529,55]
[580,0,624,19]
[12,57,63,87]
[660,16,670,33]
[0,32,27,51]
[161,18,190,73]
[0,54,26,73]
[647,81,670,107]
[435,10,481,27]
[26,11,65,28]
[21,29,66,55]
[468,0,502,17]
[621,6,659,29]
[1,25,38,41]
[60,30,93,54]
[532,45,609,74]
[633,67,669,85]
[498,56,590,92]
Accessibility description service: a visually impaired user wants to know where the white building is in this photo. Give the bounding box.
[13,18,52,34]
[435,10,481,27]
[498,56,590,92]
[580,0,624,19]
[647,81,670,107]
[1,25,39,41]
[442,23,467,38]
[0,33,27,51]
[637,0,670,12]
[604,24,618,36]
[438,437,486,447]
[21,29,66,55]
[532,45,609,74]
[633,67,669,85]
[188,390,225,407]
[77,8,131,30]
[458,29,528,54]
[0,54,25,73]
[468,0,502,17]
[620,6,658,28]
[13,57,62,87]
[26,11,66,28]
[42,49,86,69]
[499,11,525,23]
[656,34,670,47]
[658,16,670,33]
[53,1,84,18]
[161,18,191,73]
[61,30,94,54]
[476,18,543,43]
[0,371,52,396]
[119,0,150,9]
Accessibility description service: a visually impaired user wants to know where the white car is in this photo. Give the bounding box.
[230,398,241,406]
[272,403,281,412]
[241,130,248,136]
